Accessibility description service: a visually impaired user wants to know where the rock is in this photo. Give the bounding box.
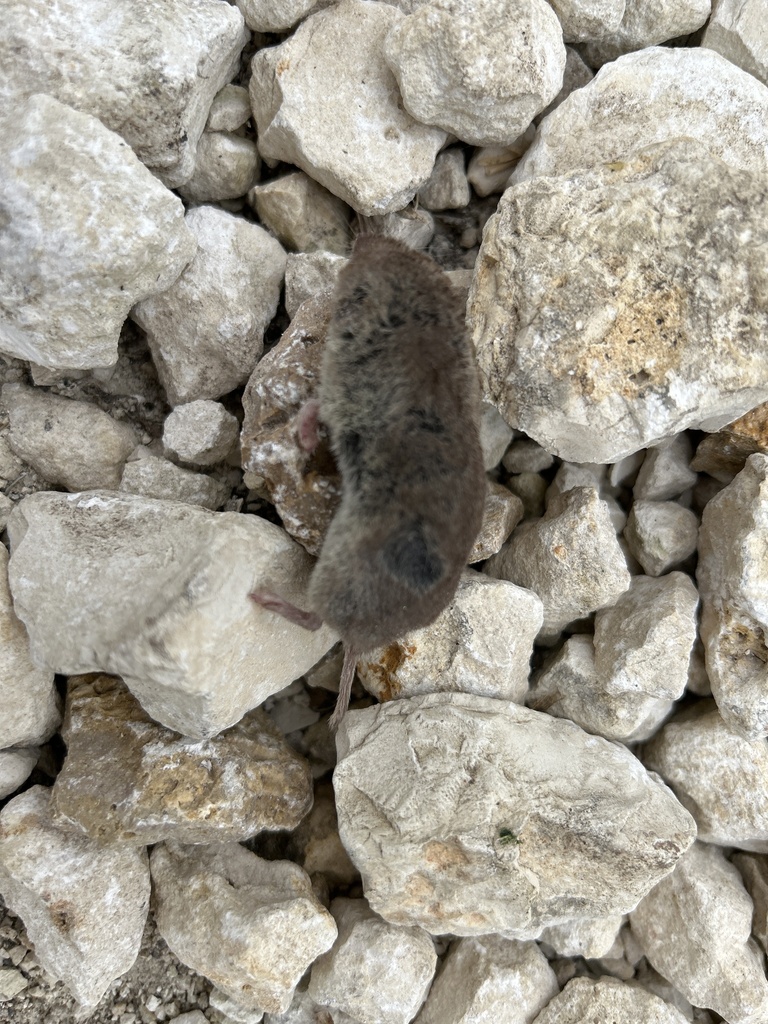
[513,47,768,185]
[691,401,768,483]
[250,0,447,215]
[287,782,359,888]
[531,976,690,1024]
[0,968,28,1000]
[52,674,313,845]
[0,0,248,187]
[547,0,624,41]
[7,491,337,739]
[732,851,768,956]
[471,139,768,464]
[630,842,768,1024]
[697,454,768,739]
[417,149,470,210]
[0,748,37,800]
[262,982,324,1023]
[535,46,594,122]
[415,935,558,1024]
[178,132,261,203]
[235,0,319,31]
[163,400,240,466]
[284,252,347,320]
[466,130,536,196]
[368,206,436,250]
[468,481,524,563]
[207,85,253,132]
[580,0,711,66]
[484,487,630,640]
[209,989,265,1023]
[623,501,699,577]
[0,93,196,370]
[633,435,698,502]
[703,0,768,87]
[545,462,605,506]
[120,450,229,510]
[643,700,768,852]
[505,472,548,520]
[0,786,149,1008]
[357,570,541,704]
[0,545,60,750]
[2,384,139,491]
[537,915,623,958]
[479,403,516,471]
[334,692,696,937]
[248,172,352,255]
[383,0,565,146]
[151,842,337,1014]
[0,495,13,533]
[308,897,436,1024]
[502,439,555,475]
[132,205,285,406]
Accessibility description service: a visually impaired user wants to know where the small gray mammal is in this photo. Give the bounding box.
[252,233,485,730]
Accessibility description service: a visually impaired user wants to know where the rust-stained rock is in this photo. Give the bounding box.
[692,401,768,483]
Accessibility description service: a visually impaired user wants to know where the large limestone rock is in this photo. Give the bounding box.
[7,491,337,739]
[0,0,248,187]
[0,786,150,1008]
[703,0,768,87]
[531,976,690,1024]
[697,453,768,739]
[334,693,696,937]
[249,0,447,215]
[0,94,196,370]
[469,139,768,463]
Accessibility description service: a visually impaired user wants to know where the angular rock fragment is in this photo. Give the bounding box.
[0,94,196,370]
[206,85,252,133]
[623,501,699,577]
[546,0,625,42]
[0,786,149,1008]
[178,132,261,203]
[250,0,446,215]
[334,693,696,937]
[0,748,37,800]
[308,898,436,1024]
[703,0,768,87]
[468,481,524,563]
[633,435,698,502]
[248,172,352,255]
[120,451,229,510]
[479,404,516,471]
[151,842,337,1015]
[531,976,689,1024]
[691,401,768,482]
[235,0,319,31]
[580,0,711,66]
[471,139,768,463]
[417,149,470,211]
[163,400,239,467]
[284,252,347,319]
[7,491,336,739]
[537,914,623,958]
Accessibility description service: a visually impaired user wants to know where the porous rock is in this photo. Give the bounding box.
[132,205,285,406]
[334,692,696,937]
[120,450,229,510]
[470,138,768,464]
[178,132,260,203]
[284,252,347,319]
[6,491,337,739]
[248,172,352,255]
[0,786,149,1008]
[250,0,447,215]
[52,674,313,845]
[151,842,337,1015]
[484,487,630,640]
[0,93,196,370]
[468,481,524,562]
[308,898,436,1024]
[163,400,239,466]
[2,384,139,491]
[630,842,768,1024]
[383,0,566,146]
[579,0,711,66]
[697,453,768,739]
[357,570,542,704]
[0,748,37,800]
[623,501,699,577]
[531,976,690,1024]
[703,0,768,87]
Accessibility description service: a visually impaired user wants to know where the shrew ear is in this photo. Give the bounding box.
[381,519,444,592]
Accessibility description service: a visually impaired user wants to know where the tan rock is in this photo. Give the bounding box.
[248,172,352,255]
[468,481,523,563]
[531,976,689,1024]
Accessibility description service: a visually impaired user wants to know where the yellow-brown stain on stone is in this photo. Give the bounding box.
[423,840,470,870]
[360,641,416,702]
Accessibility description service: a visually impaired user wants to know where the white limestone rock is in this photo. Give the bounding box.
[644,700,768,853]
[547,0,624,42]
[703,0,768,87]
[469,481,524,563]
[308,898,436,1024]
[284,252,347,319]
[697,453,768,739]
[0,545,60,750]
[163,400,240,467]
[250,0,447,215]
[414,935,558,1024]
[178,132,261,203]
[732,851,768,957]
[513,47,768,185]
[580,0,711,66]
[206,85,252,133]
[0,786,149,1009]
[623,501,699,577]
[531,976,690,1024]
[0,0,248,187]
[0,93,196,371]
[6,491,337,739]
[535,46,594,123]
[151,842,337,1015]
[132,205,285,406]
[2,384,139,491]
[0,748,37,800]
[537,915,623,958]
[484,487,630,640]
[633,435,698,502]
[417,149,470,211]
[248,172,352,255]
[545,462,605,506]
[120,450,229,510]
[235,0,319,31]
[471,138,768,464]
[262,982,325,1024]
[334,692,696,937]
[383,0,566,146]
[630,842,768,1024]
[357,570,542,705]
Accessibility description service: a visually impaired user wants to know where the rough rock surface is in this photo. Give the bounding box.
[623,501,699,577]
[537,914,623,958]
[383,0,566,146]
[248,173,351,255]
[0,93,196,370]
[580,0,711,66]
[151,842,337,1014]
[531,976,689,1023]
[308,898,436,1024]
[703,0,768,86]
[547,0,624,42]
[697,453,768,739]
[235,0,318,31]
[334,693,696,937]
[177,132,261,204]
[120,451,229,510]
[163,400,239,466]
[132,205,285,406]
[470,139,768,463]
[7,491,337,739]
[52,675,313,845]
[633,435,698,502]
[284,252,347,319]
[0,787,150,1008]
[250,0,447,215]
[630,842,768,1024]
[733,851,768,956]
[468,482,524,563]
